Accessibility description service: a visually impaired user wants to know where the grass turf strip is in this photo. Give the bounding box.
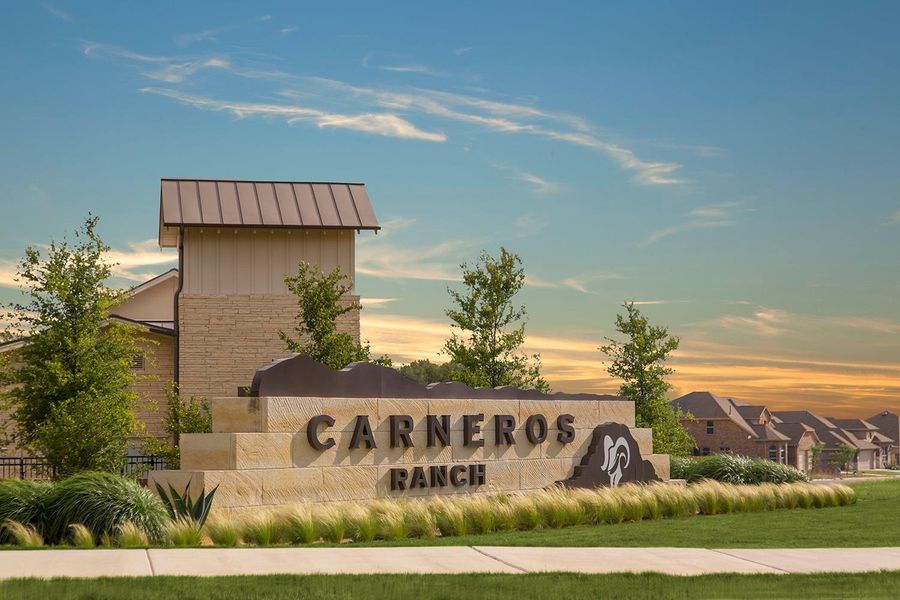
[2,572,899,600]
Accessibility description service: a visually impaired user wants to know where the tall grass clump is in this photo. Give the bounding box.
[533,486,587,528]
[3,520,44,547]
[166,519,203,546]
[314,505,346,543]
[205,515,241,546]
[279,504,316,545]
[374,502,408,541]
[68,523,95,548]
[42,473,168,544]
[459,495,496,534]
[0,480,51,544]
[506,494,541,530]
[832,484,857,506]
[428,497,468,537]
[240,511,283,546]
[343,505,378,542]
[116,522,149,547]
[402,501,437,538]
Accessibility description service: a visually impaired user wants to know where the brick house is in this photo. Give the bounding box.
[770,411,881,472]
[827,418,893,469]
[1,178,380,452]
[671,392,794,465]
[867,411,899,465]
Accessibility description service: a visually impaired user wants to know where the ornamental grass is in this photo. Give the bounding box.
[190,481,854,547]
[3,520,44,547]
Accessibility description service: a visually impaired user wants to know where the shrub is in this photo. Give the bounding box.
[0,479,51,544]
[314,505,346,544]
[279,505,316,545]
[3,520,44,547]
[241,511,283,546]
[42,472,168,544]
[343,505,377,542]
[166,519,203,547]
[428,498,467,537]
[205,516,241,546]
[68,523,95,548]
[676,454,808,485]
[154,479,218,527]
[116,522,149,547]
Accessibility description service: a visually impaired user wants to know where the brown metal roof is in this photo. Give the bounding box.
[159,179,380,247]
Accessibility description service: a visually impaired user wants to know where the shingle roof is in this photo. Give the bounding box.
[735,404,770,423]
[750,423,790,442]
[827,418,879,431]
[159,179,380,246]
[772,422,820,445]
[871,431,895,444]
[868,411,900,445]
[671,392,757,437]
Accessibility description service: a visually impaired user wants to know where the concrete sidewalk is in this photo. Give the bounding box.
[1,546,899,579]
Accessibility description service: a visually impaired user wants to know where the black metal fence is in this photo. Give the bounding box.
[0,455,167,481]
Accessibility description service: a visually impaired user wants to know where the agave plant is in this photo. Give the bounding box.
[154,479,219,527]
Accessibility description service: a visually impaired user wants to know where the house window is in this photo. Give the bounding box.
[130,353,145,370]
[691,447,700,456]
[720,447,731,453]
[768,445,777,461]
[702,447,710,456]
[706,421,714,434]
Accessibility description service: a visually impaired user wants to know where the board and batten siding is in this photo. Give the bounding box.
[177,228,360,399]
[181,229,355,295]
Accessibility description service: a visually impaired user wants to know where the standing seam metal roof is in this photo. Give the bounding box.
[159,179,380,247]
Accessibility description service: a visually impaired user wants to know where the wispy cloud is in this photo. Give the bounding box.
[44,4,73,22]
[715,307,791,336]
[81,40,687,187]
[885,209,900,226]
[140,87,448,142]
[104,239,177,282]
[0,239,176,289]
[515,171,560,194]
[561,272,623,295]
[642,201,745,246]
[453,47,473,56]
[175,14,274,46]
[511,214,546,236]
[360,297,398,308]
[362,53,444,76]
[279,26,298,36]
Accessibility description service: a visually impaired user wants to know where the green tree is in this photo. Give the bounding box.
[600,301,694,456]
[808,442,825,473]
[0,216,139,476]
[831,443,858,474]
[443,248,549,391]
[140,384,212,469]
[279,262,390,369]
[398,359,461,384]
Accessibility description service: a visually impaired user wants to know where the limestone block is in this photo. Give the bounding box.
[426,399,475,431]
[453,428,544,462]
[151,470,266,508]
[376,398,428,431]
[598,400,636,427]
[519,400,560,423]
[647,453,670,480]
[630,428,654,455]
[180,434,236,470]
[543,426,594,460]
[264,397,378,433]
[292,431,375,468]
[370,430,454,466]
[519,458,577,490]
[211,397,262,433]
[317,466,379,502]
[259,467,323,505]
[234,433,294,469]
[558,400,601,426]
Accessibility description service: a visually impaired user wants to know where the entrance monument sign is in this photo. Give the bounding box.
[149,355,669,512]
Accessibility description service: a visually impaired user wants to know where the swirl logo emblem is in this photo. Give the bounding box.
[600,435,631,487]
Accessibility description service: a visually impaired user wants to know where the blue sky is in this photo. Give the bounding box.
[1,1,899,415]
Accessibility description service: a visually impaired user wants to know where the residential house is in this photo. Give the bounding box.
[828,418,893,469]
[867,411,899,466]
[772,411,880,472]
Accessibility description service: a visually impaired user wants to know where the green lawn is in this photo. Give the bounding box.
[2,572,900,600]
[344,480,900,548]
